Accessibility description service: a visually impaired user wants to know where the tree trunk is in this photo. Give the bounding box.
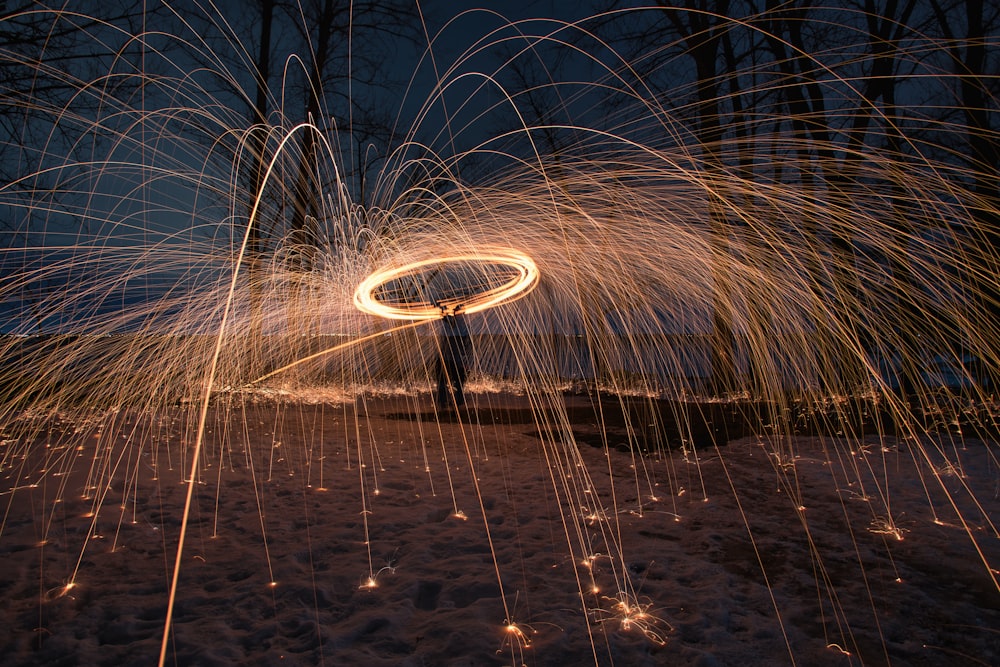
[247,0,275,339]
[664,1,739,396]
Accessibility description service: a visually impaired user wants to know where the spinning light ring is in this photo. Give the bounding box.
[354,247,539,320]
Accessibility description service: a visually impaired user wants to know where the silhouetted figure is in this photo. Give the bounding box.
[436,304,470,410]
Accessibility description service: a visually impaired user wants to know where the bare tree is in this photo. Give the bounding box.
[0,2,158,219]
[642,1,749,395]
[929,0,1000,389]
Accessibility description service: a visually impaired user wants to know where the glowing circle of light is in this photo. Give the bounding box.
[353,248,539,320]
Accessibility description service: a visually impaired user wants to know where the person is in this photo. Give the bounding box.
[436,303,470,410]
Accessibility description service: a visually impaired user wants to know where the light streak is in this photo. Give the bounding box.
[352,248,540,321]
